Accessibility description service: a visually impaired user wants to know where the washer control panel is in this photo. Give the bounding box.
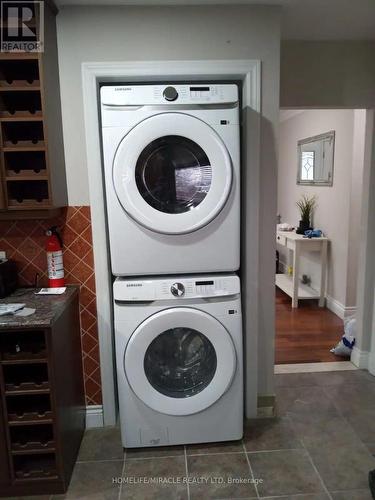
[113,275,240,301]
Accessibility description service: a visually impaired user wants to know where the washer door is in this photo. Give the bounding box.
[124,307,236,416]
[113,113,232,234]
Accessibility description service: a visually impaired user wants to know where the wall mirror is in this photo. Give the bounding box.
[297,130,335,186]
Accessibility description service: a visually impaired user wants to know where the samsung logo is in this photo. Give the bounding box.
[126,283,142,287]
[115,87,131,91]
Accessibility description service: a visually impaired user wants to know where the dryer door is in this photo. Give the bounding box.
[112,113,232,234]
[124,307,236,416]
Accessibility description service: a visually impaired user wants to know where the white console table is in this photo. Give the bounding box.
[275,231,328,308]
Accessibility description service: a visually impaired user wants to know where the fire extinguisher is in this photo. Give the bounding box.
[46,226,65,288]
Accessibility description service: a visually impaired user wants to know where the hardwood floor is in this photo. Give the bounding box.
[275,287,349,364]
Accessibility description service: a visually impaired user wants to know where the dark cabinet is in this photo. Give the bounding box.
[0,287,85,497]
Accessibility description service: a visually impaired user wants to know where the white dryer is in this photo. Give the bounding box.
[114,274,243,448]
[101,84,240,276]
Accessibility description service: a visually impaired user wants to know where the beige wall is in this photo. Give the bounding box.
[280,41,375,109]
[56,5,281,408]
[56,5,280,206]
[278,109,366,309]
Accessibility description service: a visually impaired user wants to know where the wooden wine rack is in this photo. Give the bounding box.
[0,2,67,219]
[0,287,85,497]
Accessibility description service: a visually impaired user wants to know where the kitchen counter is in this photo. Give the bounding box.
[0,286,79,328]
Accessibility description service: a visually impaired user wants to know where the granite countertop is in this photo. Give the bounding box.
[0,286,79,329]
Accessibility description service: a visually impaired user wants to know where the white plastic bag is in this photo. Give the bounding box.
[330,315,356,356]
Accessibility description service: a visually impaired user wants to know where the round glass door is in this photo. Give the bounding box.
[135,136,212,215]
[124,307,236,416]
[113,113,232,235]
[144,327,217,398]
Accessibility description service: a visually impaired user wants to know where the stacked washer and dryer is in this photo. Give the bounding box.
[100,83,243,448]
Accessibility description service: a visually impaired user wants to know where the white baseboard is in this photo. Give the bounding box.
[351,346,369,369]
[326,295,356,319]
[86,405,104,428]
[369,355,375,375]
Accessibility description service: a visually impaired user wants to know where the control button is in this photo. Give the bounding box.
[163,86,178,101]
[171,282,185,297]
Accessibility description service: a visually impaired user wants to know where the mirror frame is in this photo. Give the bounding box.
[297,130,335,187]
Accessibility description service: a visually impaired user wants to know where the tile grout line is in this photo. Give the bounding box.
[126,453,186,461]
[117,450,126,500]
[300,440,333,500]
[330,488,372,494]
[184,445,191,500]
[242,441,260,499]
[77,458,125,463]
[187,449,245,457]
[126,450,246,461]
[246,447,303,454]
[261,494,329,499]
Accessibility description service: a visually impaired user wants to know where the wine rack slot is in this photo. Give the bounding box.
[0,331,46,362]
[0,91,42,117]
[3,364,49,393]
[0,110,43,121]
[10,425,54,453]
[13,454,57,480]
[7,180,50,207]
[7,394,52,424]
[0,81,40,91]
[4,151,47,176]
[0,59,39,86]
[2,121,44,147]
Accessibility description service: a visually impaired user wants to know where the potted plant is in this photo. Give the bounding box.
[296,194,316,234]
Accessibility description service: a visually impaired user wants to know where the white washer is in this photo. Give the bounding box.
[101,84,240,276]
[114,274,243,448]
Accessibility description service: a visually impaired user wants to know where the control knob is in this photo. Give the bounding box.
[171,282,185,297]
[163,86,178,102]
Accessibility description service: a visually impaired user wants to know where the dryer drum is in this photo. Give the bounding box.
[135,135,212,214]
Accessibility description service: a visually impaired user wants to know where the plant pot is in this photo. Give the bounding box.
[296,220,311,234]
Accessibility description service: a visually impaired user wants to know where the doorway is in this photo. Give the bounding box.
[275,109,368,368]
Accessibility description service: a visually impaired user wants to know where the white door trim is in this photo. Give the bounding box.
[81,59,261,425]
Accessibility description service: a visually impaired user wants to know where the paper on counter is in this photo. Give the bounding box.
[35,287,66,295]
[0,303,25,315]
[15,307,36,317]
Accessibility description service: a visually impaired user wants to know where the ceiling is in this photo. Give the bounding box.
[55,0,375,40]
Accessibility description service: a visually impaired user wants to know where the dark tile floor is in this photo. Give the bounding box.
[9,370,375,499]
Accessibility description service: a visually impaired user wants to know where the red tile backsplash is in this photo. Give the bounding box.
[0,206,102,406]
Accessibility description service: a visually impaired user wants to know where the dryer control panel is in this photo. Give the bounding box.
[113,274,240,301]
[101,84,238,106]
